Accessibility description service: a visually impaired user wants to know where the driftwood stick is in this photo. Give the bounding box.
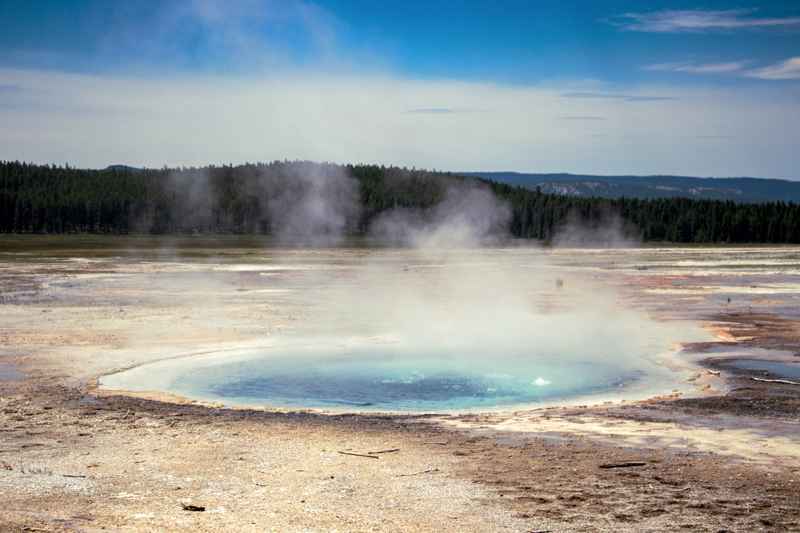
[751,376,800,386]
[338,451,379,459]
[368,448,400,455]
[181,504,206,512]
[599,462,647,469]
[397,468,440,477]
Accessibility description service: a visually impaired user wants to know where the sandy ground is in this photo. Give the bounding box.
[1,240,800,532]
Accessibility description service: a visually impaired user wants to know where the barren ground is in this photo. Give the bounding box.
[1,238,799,532]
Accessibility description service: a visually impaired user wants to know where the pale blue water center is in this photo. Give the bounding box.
[163,344,641,411]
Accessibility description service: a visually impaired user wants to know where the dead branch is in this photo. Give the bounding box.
[599,462,647,469]
[368,448,400,455]
[397,468,440,477]
[337,451,379,459]
[181,504,205,512]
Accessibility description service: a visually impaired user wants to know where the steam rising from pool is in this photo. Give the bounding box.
[101,177,707,411]
[100,247,703,411]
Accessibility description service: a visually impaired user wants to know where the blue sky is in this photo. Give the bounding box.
[2,0,799,83]
[1,0,799,177]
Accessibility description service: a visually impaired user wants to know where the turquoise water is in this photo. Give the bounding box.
[166,345,641,411]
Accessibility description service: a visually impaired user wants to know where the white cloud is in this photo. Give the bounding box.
[560,92,676,102]
[405,108,459,114]
[746,57,800,80]
[559,116,606,121]
[9,0,347,75]
[0,68,799,178]
[643,57,800,81]
[644,61,749,74]
[613,9,800,33]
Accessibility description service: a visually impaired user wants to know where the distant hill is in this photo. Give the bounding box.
[106,165,145,173]
[462,172,800,203]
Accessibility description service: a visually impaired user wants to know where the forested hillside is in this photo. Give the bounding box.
[466,172,800,203]
[2,161,799,243]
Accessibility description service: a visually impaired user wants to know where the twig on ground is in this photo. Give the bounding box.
[337,451,379,459]
[62,474,87,478]
[598,462,647,469]
[368,448,400,455]
[181,504,205,512]
[397,468,440,477]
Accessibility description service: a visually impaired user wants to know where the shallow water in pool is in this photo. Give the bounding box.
[163,345,645,411]
[725,359,800,380]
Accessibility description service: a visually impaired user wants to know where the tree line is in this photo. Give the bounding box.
[2,160,799,243]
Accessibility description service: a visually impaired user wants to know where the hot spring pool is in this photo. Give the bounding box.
[100,342,678,412]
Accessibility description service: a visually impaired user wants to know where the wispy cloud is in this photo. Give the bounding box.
[643,57,800,81]
[644,61,749,75]
[405,108,457,114]
[561,92,677,102]
[1,68,798,178]
[404,107,487,115]
[0,84,24,93]
[5,0,345,74]
[559,115,606,121]
[745,57,800,80]
[611,9,800,33]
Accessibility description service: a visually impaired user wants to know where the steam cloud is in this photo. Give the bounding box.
[287,170,691,380]
[369,181,511,248]
[262,163,360,245]
[150,162,360,245]
[552,210,639,248]
[112,163,698,407]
